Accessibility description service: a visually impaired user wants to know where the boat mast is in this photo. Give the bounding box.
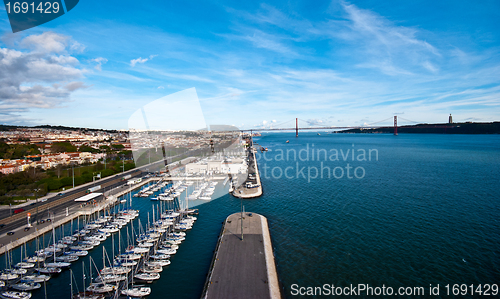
[70,268,73,297]
[118,229,121,256]
[102,246,105,271]
[82,261,85,299]
[52,222,56,262]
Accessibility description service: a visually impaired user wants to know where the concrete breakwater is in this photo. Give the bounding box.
[202,212,281,299]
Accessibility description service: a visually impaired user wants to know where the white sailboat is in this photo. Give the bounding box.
[0,291,32,299]
[0,272,18,281]
[11,282,41,291]
[21,274,50,283]
[133,272,160,283]
[86,283,115,294]
[120,286,151,297]
[146,260,170,267]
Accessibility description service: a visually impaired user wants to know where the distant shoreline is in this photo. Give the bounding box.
[338,122,500,134]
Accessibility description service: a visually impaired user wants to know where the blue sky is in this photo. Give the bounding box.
[0,0,499,130]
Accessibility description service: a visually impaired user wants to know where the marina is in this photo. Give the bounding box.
[0,143,257,299]
[0,175,205,298]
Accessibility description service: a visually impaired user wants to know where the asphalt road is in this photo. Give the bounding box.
[0,171,144,244]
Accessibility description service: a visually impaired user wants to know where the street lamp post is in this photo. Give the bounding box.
[35,188,40,224]
[93,172,101,187]
[72,164,75,189]
[103,151,107,170]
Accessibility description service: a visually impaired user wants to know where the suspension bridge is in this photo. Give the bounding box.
[239,116,439,136]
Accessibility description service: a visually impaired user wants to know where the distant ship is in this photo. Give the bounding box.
[286,140,289,143]
[260,147,268,152]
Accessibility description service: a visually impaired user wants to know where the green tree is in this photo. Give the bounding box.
[79,145,99,153]
[51,142,77,153]
[60,177,73,187]
[112,144,125,150]
[46,178,62,191]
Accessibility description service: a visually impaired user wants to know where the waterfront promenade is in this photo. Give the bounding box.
[0,176,159,255]
[232,146,263,198]
[202,212,281,299]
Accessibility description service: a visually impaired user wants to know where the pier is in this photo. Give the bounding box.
[202,212,281,299]
[232,144,263,198]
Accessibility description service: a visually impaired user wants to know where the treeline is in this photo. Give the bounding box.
[0,141,40,159]
[0,160,135,205]
[0,124,120,133]
[0,141,132,159]
[339,122,500,134]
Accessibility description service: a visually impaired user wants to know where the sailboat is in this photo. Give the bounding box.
[133,272,160,283]
[35,267,61,275]
[7,268,27,275]
[85,257,115,294]
[15,243,34,269]
[140,264,163,273]
[85,283,115,294]
[146,259,170,267]
[120,286,151,297]
[0,291,32,299]
[72,260,104,299]
[11,282,41,291]
[121,265,152,297]
[45,224,71,269]
[0,272,18,281]
[21,274,50,283]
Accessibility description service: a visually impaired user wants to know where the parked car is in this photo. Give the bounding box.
[24,227,30,231]
[39,220,45,224]
[6,232,14,236]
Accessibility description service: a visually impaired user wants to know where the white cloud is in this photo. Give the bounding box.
[0,32,87,121]
[90,57,108,71]
[130,54,157,67]
[20,32,70,53]
[70,41,86,53]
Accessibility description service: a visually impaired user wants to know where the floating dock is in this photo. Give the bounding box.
[202,212,281,299]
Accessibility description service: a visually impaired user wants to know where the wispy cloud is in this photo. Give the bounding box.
[130,54,158,67]
[90,57,107,71]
